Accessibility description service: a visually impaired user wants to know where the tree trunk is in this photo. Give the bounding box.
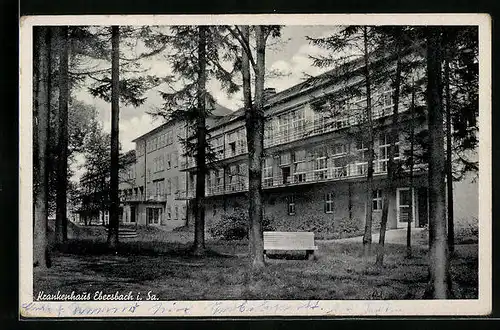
[55,26,69,244]
[376,35,402,267]
[362,26,374,258]
[33,26,51,268]
[107,26,120,249]
[444,53,455,254]
[407,78,416,258]
[239,26,266,269]
[423,28,452,299]
[193,26,207,255]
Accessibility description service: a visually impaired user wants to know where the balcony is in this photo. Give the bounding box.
[182,160,403,199]
[146,194,167,203]
[121,194,144,202]
[264,105,400,149]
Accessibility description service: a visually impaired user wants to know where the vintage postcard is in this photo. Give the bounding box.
[19,14,491,318]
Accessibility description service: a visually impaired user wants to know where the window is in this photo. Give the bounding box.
[278,113,290,142]
[293,150,307,183]
[174,205,179,220]
[166,178,171,195]
[238,163,248,189]
[378,132,400,172]
[153,179,164,197]
[313,147,327,180]
[237,129,247,154]
[210,169,223,192]
[146,207,161,225]
[287,195,296,215]
[172,151,178,168]
[373,189,383,211]
[332,143,346,156]
[313,105,327,133]
[212,136,224,159]
[158,155,164,171]
[178,174,186,194]
[291,108,306,136]
[166,205,172,220]
[280,152,291,166]
[173,176,179,195]
[159,134,164,148]
[227,165,237,191]
[226,131,239,157]
[264,119,275,144]
[355,138,368,175]
[166,153,171,169]
[166,130,173,145]
[325,192,334,214]
[182,205,187,220]
[379,88,394,116]
[263,157,274,187]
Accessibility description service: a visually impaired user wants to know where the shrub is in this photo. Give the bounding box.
[208,211,276,240]
[266,214,363,240]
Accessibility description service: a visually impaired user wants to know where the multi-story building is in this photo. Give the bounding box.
[180,56,435,234]
[75,150,136,225]
[120,104,234,229]
[108,51,477,236]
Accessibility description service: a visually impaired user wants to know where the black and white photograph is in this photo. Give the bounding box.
[19,14,491,317]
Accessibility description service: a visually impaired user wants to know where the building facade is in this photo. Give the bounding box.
[75,151,136,226]
[180,57,435,236]
[86,51,477,236]
[118,120,189,229]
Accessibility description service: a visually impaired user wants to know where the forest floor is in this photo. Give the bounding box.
[33,225,478,301]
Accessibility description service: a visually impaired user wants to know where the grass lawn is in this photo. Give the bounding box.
[34,226,478,301]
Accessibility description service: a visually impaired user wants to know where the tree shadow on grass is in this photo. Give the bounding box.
[56,239,236,260]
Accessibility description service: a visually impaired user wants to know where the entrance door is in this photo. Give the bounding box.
[130,206,136,223]
[396,188,416,228]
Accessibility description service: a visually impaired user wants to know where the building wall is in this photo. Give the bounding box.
[123,120,188,230]
[202,174,429,237]
[452,175,479,227]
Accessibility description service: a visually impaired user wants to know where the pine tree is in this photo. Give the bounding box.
[33,26,52,268]
[193,25,208,255]
[375,27,403,267]
[307,26,379,258]
[226,25,281,268]
[107,25,120,249]
[55,26,70,244]
[152,26,240,255]
[373,26,425,265]
[71,26,168,249]
[424,27,453,299]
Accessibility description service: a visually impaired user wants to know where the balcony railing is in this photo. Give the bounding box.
[121,194,145,202]
[182,160,422,199]
[264,105,397,149]
[179,105,402,170]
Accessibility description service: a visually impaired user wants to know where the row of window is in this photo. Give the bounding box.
[146,205,187,224]
[195,133,401,194]
[286,189,383,216]
[120,174,185,199]
[263,88,396,146]
[150,176,183,197]
[152,151,179,173]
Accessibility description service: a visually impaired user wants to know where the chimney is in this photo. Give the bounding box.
[263,87,277,102]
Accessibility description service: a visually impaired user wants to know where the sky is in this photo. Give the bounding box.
[71,25,338,180]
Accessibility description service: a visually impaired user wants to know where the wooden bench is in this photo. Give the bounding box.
[263,231,318,260]
[105,227,138,239]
